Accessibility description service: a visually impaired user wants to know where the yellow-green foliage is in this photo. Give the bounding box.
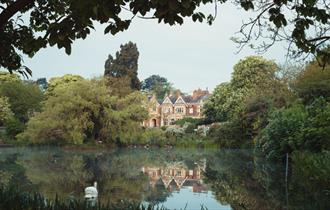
[231,56,278,90]
[18,78,148,145]
[293,61,330,103]
[204,56,281,123]
[45,74,84,97]
[141,128,167,145]
[0,72,20,84]
[0,97,13,125]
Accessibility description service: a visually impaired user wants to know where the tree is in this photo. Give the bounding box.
[0,0,329,75]
[103,75,133,98]
[0,71,20,84]
[104,42,140,90]
[203,82,244,122]
[231,56,278,90]
[255,100,330,161]
[293,59,330,104]
[18,78,148,145]
[0,96,13,126]
[0,80,44,123]
[46,74,84,97]
[204,56,281,123]
[141,75,173,100]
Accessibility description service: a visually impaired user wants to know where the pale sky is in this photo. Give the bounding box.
[23,2,288,94]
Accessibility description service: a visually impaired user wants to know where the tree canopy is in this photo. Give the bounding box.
[204,56,281,122]
[0,71,20,84]
[46,74,84,97]
[0,73,44,123]
[0,0,329,75]
[293,59,330,104]
[104,42,140,90]
[19,78,148,145]
[141,75,173,100]
[0,96,13,126]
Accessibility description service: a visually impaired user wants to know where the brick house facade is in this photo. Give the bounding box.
[143,89,210,127]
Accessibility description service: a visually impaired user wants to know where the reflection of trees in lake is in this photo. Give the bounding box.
[0,153,34,191]
[204,151,281,210]
[0,148,212,205]
[204,150,330,210]
[19,152,93,198]
[1,148,328,209]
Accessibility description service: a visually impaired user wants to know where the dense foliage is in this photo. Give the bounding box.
[46,74,84,97]
[204,56,290,148]
[256,98,330,161]
[104,42,140,90]
[141,75,173,100]
[18,77,147,145]
[0,96,13,126]
[204,55,330,161]
[0,80,44,123]
[0,72,43,139]
[292,61,330,104]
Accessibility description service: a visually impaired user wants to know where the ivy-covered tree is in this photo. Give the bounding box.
[0,0,329,75]
[104,42,140,91]
[141,75,173,100]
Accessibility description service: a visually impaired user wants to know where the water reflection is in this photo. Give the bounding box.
[0,148,329,210]
[142,159,206,192]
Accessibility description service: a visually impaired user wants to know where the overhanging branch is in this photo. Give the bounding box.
[0,0,35,30]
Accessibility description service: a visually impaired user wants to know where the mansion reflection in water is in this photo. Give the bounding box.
[141,160,207,193]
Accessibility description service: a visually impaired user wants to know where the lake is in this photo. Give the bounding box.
[0,148,329,210]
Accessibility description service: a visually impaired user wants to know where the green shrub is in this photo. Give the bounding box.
[175,117,203,126]
[5,117,25,139]
[207,121,250,148]
[255,104,308,161]
[256,98,330,161]
[141,128,166,146]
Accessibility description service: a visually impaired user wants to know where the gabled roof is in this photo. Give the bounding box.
[160,92,210,105]
[174,96,186,104]
[162,96,173,104]
[148,95,160,106]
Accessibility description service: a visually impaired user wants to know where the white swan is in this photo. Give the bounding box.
[85,181,98,199]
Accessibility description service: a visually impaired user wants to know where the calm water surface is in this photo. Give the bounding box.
[0,148,329,210]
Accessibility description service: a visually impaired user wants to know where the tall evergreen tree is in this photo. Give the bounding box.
[104,42,140,90]
[141,75,173,100]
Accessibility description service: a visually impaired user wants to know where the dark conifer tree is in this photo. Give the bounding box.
[104,42,140,90]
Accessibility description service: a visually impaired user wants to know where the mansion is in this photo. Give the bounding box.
[143,89,210,127]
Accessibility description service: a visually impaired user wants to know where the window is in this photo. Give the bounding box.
[189,108,194,114]
[152,106,157,111]
[163,108,170,113]
[175,107,183,113]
